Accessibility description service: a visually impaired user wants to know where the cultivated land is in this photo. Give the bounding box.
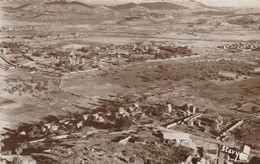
[0,0,260,163]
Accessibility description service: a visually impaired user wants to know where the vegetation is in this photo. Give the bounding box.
[0,41,25,54]
[227,16,258,25]
[138,60,257,82]
[115,115,132,131]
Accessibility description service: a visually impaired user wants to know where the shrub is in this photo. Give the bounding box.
[32,52,42,57]
[115,115,132,131]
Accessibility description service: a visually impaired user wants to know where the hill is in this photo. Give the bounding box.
[108,3,138,10]
[0,0,239,21]
[1,1,94,15]
[44,1,93,8]
[139,2,187,10]
[109,2,187,10]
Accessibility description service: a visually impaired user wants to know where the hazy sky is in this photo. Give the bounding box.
[74,0,260,7]
[196,0,260,7]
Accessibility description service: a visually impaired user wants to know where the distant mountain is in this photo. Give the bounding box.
[44,1,94,9]
[165,0,219,10]
[1,1,95,15]
[109,2,187,10]
[1,4,30,10]
[139,2,187,10]
[108,3,138,10]
[0,0,235,21]
[189,0,218,9]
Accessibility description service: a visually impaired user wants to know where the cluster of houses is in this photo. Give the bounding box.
[217,120,244,142]
[0,26,36,32]
[32,32,94,40]
[219,41,260,51]
[165,103,201,128]
[219,145,252,163]
[32,41,192,72]
[14,101,142,141]
[0,40,193,75]
[162,102,245,145]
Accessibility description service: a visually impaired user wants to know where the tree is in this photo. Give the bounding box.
[129,157,135,163]
[251,106,259,113]
[32,52,41,57]
[151,108,163,117]
[28,125,42,138]
[115,115,132,131]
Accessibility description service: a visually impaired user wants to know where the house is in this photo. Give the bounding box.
[134,103,139,109]
[196,120,202,126]
[162,131,190,146]
[128,106,135,112]
[217,116,223,125]
[20,131,26,136]
[167,104,173,113]
[45,123,51,129]
[83,114,88,121]
[191,106,196,114]
[98,116,105,122]
[187,110,191,116]
[51,125,59,131]
[42,127,47,133]
[239,145,251,161]
[93,113,99,120]
[166,122,177,128]
[64,121,70,125]
[187,120,194,126]
[242,145,250,155]
[119,136,131,145]
[226,120,243,132]
[119,107,127,114]
[77,121,83,128]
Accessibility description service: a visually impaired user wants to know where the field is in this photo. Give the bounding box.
[0,0,260,163]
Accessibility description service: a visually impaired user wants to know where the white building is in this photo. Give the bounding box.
[83,114,88,121]
[167,104,173,113]
[162,131,190,146]
[239,145,251,161]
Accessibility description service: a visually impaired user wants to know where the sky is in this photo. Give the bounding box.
[73,0,260,7]
[195,0,260,7]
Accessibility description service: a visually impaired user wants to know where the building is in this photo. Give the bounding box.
[226,120,244,132]
[187,120,194,126]
[166,122,177,128]
[51,125,59,131]
[162,131,190,146]
[191,106,196,114]
[196,120,201,126]
[242,145,250,155]
[167,104,173,113]
[83,114,88,121]
[239,145,251,161]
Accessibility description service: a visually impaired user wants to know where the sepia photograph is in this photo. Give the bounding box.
[0,0,260,163]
